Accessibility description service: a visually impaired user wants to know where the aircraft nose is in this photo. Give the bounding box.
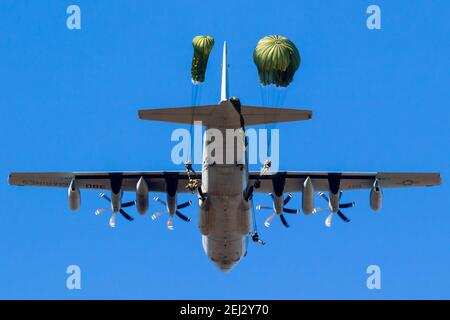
[202,235,244,273]
[212,259,239,273]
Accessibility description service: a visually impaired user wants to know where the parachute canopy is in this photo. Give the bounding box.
[253,35,301,87]
[191,35,215,84]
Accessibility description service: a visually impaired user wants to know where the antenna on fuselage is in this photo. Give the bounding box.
[220,41,228,103]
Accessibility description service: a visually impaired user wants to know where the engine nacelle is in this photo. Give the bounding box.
[302,176,314,214]
[370,180,382,211]
[272,194,283,214]
[68,179,81,212]
[329,192,340,212]
[167,194,177,214]
[111,191,122,213]
[136,177,149,215]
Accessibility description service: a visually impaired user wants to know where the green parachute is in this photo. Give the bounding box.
[191,35,215,84]
[253,35,301,87]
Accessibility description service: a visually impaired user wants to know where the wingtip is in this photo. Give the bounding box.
[7,173,20,186]
[436,172,442,186]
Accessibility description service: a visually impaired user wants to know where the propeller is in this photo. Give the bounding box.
[256,193,301,228]
[318,192,355,228]
[152,197,192,230]
[95,193,135,228]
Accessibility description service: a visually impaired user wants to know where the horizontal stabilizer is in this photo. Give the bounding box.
[240,105,312,125]
[138,102,312,128]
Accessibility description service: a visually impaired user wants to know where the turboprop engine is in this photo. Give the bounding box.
[256,193,301,228]
[152,193,192,230]
[110,191,122,213]
[68,179,81,212]
[370,179,383,211]
[302,177,314,214]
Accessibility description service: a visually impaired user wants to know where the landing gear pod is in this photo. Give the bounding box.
[370,179,383,211]
[302,177,314,214]
[68,179,80,212]
[136,177,149,215]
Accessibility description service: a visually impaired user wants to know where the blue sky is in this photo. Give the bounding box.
[0,0,449,299]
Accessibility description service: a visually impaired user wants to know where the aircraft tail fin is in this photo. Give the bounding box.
[220,41,228,103]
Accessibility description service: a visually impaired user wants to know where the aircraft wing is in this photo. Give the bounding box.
[249,172,441,193]
[8,171,198,193]
[9,171,441,194]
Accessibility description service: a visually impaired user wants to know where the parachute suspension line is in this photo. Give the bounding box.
[188,83,203,163]
[265,86,289,157]
[184,84,203,195]
[250,196,265,245]
[191,82,203,106]
[188,85,196,163]
[252,199,258,233]
[259,84,268,107]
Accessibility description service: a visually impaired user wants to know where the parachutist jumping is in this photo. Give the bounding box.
[184,161,201,193]
[184,160,196,175]
[260,159,272,175]
[250,232,265,245]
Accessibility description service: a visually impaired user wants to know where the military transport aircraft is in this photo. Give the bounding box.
[8,43,441,272]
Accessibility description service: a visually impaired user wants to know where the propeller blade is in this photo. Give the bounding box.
[319,192,329,202]
[121,201,136,208]
[283,207,300,214]
[336,210,350,222]
[256,205,273,211]
[279,214,290,228]
[177,200,192,210]
[167,215,174,230]
[151,211,164,221]
[119,209,134,221]
[100,193,112,202]
[264,213,276,228]
[283,193,293,205]
[312,207,328,214]
[109,212,117,228]
[175,210,191,222]
[325,212,334,228]
[153,197,167,206]
[339,202,355,209]
[95,208,110,215]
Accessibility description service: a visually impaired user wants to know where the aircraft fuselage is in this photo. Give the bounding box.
[199,108,252,272]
